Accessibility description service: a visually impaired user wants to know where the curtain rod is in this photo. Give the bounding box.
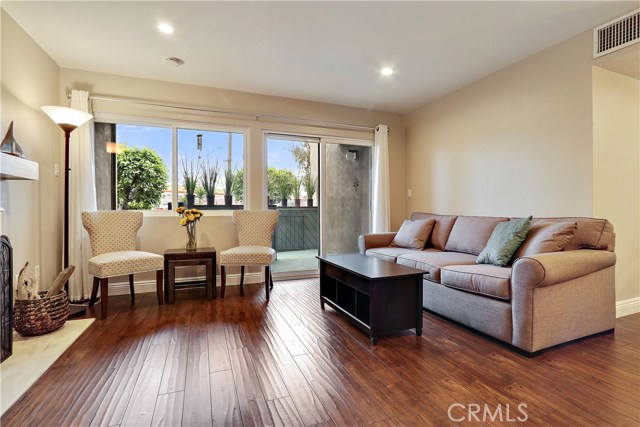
[66,92,377,132]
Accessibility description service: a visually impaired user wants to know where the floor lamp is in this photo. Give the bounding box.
[41,106,93,317]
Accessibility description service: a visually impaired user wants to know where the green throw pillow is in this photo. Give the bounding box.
[477,216,533,267]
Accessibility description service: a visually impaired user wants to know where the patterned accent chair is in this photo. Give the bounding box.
[220,210,279,299]
[81,211,164,320]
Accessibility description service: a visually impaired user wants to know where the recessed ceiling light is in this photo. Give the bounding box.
[381,67,394,76]
[158,23,174,34]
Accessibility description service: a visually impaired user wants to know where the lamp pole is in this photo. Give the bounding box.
[61,124,86,317]
[60,125,75,273]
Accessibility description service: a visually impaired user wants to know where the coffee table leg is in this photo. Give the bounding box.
[416,277,423,338]
[370,336,377,345]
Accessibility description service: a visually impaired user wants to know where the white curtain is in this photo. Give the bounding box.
[68,90,97,301]
[372,125,390,232]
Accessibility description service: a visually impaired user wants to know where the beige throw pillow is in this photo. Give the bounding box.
[390,219,436,250]
[514,221,578,258]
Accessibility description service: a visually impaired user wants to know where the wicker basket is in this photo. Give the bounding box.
[14,291,69,336]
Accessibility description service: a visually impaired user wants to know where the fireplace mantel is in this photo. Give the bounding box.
[0,153,39,180]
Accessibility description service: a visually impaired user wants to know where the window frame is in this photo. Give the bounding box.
[94,113,249,216]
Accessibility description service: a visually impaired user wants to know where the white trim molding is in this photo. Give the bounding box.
[108,272,264,296]
[616,297,640,318]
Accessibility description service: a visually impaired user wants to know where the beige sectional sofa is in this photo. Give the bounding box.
[358,213,616,354]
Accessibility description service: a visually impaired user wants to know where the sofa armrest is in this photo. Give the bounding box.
[358,232,397,254]
[511,250,616,352]
[512,250,616,289]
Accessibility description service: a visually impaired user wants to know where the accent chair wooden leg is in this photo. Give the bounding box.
[270,268,274,290]
[156,270,163,306]
[239,266,245,297]
[265,266,270,300]
[221,265,226,299]
[89,277,99,306]
[129,274,135,300]
[100,277,109,320]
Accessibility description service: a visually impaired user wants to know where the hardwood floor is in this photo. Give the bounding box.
[2,279,639,427]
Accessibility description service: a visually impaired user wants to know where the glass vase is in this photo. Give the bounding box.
[186,222,197,251]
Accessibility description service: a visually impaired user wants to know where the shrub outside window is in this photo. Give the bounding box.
[115,124,172,210]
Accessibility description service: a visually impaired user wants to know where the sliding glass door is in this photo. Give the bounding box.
[267,133,372,278]
[267,135,320,277]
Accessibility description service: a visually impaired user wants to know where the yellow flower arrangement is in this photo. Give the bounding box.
[176,208,204,225]
[176,207,203,250]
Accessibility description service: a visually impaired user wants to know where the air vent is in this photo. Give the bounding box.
[593,9,640,58]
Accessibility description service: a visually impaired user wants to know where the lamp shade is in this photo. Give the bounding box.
[41,106,93,129]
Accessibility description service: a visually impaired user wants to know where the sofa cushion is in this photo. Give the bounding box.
[477,216,532,266]
[441,265,512,301]
[514,221,577,258]
[390,219,436,249]
[365,247,420,262]
[410,213,458,251]
[397,250,477,283]
[445,216,509,255]
[531,217,614,251]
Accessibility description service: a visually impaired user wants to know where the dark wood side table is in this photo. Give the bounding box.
[164,247,216,304]
[317,253,425,345]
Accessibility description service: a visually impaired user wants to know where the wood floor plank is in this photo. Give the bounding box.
[206,303,232,373]
[294,350,389,426]
[246,344,290,401]
[182,309,213,427]
[158,308,192,394]
[210,370,243,427]
[229,346,274,427]
[121,343,170,427]
[264,308,309,357]
[89,334,155,426]
[266,396,304,427]
[151,391,185,427]
[275,357,332,426]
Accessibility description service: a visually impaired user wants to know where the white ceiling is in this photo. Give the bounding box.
[3,1,638,113]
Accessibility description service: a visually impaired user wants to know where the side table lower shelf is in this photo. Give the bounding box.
[164,247,217,303]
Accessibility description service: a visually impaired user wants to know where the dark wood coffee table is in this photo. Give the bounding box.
[317,253,425,345]
[164,247,216,303]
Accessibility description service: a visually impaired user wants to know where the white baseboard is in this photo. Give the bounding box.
[273,270,319,281]
[616,297,640,318]
[108,272,264,296]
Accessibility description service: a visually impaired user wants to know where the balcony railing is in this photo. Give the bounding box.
[273,207,319,252]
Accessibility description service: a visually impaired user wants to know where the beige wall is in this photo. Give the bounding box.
[1,10,62,285]
[405,31,594,217]
[593,66,640,303]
